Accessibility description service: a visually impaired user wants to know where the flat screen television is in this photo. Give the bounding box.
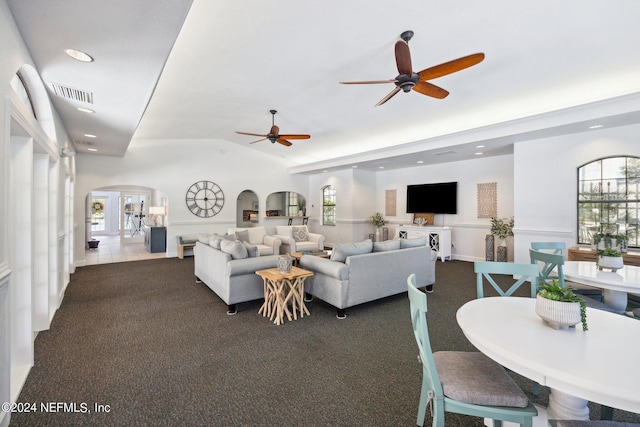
[406,182,457,214]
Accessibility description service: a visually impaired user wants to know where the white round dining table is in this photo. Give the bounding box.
[563,260,640,313]
[456,296,640,423]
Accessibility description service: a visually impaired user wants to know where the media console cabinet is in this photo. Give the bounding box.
[395,225,451,262]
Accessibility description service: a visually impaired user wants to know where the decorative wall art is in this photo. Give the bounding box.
[385,189,397,217]
[477,182,497,219]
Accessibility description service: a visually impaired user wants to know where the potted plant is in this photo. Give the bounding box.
[536,280,588,331]
[595,247,623,272]
[297,198,306,216]
[490,217,514,242]
[368,212,387,241]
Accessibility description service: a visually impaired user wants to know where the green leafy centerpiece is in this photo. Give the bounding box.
[535,281,588,331]
[595,247,623,272]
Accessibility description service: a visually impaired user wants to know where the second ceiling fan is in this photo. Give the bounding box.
[236,110,310,147]
[341,31,485,106]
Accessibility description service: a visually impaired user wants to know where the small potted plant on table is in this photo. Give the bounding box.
[596,247,623,272]
[536,280,588,331]
[368,212,387,242]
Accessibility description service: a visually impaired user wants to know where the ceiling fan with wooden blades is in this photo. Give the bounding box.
[235,110,310,147]
[340,31,485,106]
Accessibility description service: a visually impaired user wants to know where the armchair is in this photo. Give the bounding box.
[273,225,325,254]
[227,226,281,256]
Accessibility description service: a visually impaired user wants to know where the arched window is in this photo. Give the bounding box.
[322,185,336,226]
[10,72,37,119]
[578,156,640,248]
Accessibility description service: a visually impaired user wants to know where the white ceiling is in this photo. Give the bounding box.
[8,0,640,173]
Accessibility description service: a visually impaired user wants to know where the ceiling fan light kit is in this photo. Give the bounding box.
[340,30,485,106]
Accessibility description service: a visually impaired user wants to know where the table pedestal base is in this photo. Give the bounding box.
[603,289,627,313]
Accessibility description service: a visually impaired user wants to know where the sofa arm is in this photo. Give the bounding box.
[273,234,295,247]
[227,255,279,277]
[263,235,282,253]
[300,256,349,280]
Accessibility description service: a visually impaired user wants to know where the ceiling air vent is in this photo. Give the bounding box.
[73,139,97,147]
[50,82,94,104]
[434,150,457,156]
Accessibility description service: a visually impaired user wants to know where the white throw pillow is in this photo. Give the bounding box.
[220,240,248,259]
[276,225,293,237]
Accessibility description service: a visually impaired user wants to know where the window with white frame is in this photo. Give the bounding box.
[322,185,336,226]
[577,156,640,248]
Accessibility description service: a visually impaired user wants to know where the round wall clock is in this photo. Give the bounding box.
[185,180,224,218]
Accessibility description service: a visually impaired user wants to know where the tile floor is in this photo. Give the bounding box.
[84,234,167,265]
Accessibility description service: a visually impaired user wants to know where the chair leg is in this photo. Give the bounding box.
[416,379,429,427]
[601,405,613,420]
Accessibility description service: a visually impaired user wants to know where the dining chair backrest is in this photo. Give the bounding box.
[529,249,566,288]
[474,261,540,298]
[530,241,567,260]
[407,274,443,399]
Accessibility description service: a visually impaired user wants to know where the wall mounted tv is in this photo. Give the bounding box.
[406,182,458,214]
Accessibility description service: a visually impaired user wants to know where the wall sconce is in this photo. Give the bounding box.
[149,206,165,226]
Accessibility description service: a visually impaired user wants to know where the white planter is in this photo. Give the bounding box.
[535,295,582,330]
[597,255,624,272]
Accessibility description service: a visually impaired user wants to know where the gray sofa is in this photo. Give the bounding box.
[194,236,279,315]
[300,237,436,318]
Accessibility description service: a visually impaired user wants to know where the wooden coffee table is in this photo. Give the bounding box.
[291,250,331,266]
[255,266,314,325]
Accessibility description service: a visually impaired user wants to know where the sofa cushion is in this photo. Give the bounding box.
[275,225,293,237]
[400,236,427,248]
[243,241,259,258]
[198,233,211,244]
[373,239,401,252]
[235,230,250,243]
[220,239,248,260]
[293,225,308,242]
[330,239,373,262]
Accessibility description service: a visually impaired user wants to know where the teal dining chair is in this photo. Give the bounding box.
[548,420,640,426]
[475,261,540,298]
[530,242,604,301]
[407,274,538,427]
[529,249,615,312]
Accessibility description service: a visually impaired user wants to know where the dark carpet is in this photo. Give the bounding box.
[10,259,640,426]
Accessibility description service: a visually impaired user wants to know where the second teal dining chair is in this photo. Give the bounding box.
[530,242,604,301]
[475,261,540,298]
[407,274,538,427]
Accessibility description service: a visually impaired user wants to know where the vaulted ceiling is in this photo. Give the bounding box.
[8,0,640,173]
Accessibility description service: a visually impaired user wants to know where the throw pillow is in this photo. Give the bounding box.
[400,236,427,249]
[209,235,222,249]
[373,239,401,252]
[220,239,248,260]
[275,225,293,237]
[292,225,308,242]
[235,230,250,243]
[330,239,373,262]
[242,241,259,258]
[198,233,211,244]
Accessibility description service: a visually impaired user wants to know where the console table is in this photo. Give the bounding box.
[568,247,640,267]
[395,225,451,262]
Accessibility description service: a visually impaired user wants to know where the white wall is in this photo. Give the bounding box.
[74,138,309,262]
[376,154,514,261]
[513,123,640,264]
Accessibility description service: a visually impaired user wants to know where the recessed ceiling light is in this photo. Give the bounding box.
[84,133,97,138]
[87,148,98,152]
[352,165,358,168]
[77,107,94,113]
[417,160,424,164]
[64,48,94,63]
[378,166,384,169]
[588,124,603,129]
[476,145,485,148]
[475,152,483,155]
[322,170,328,173]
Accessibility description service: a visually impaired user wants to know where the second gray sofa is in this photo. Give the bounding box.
[300,237,436,318]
